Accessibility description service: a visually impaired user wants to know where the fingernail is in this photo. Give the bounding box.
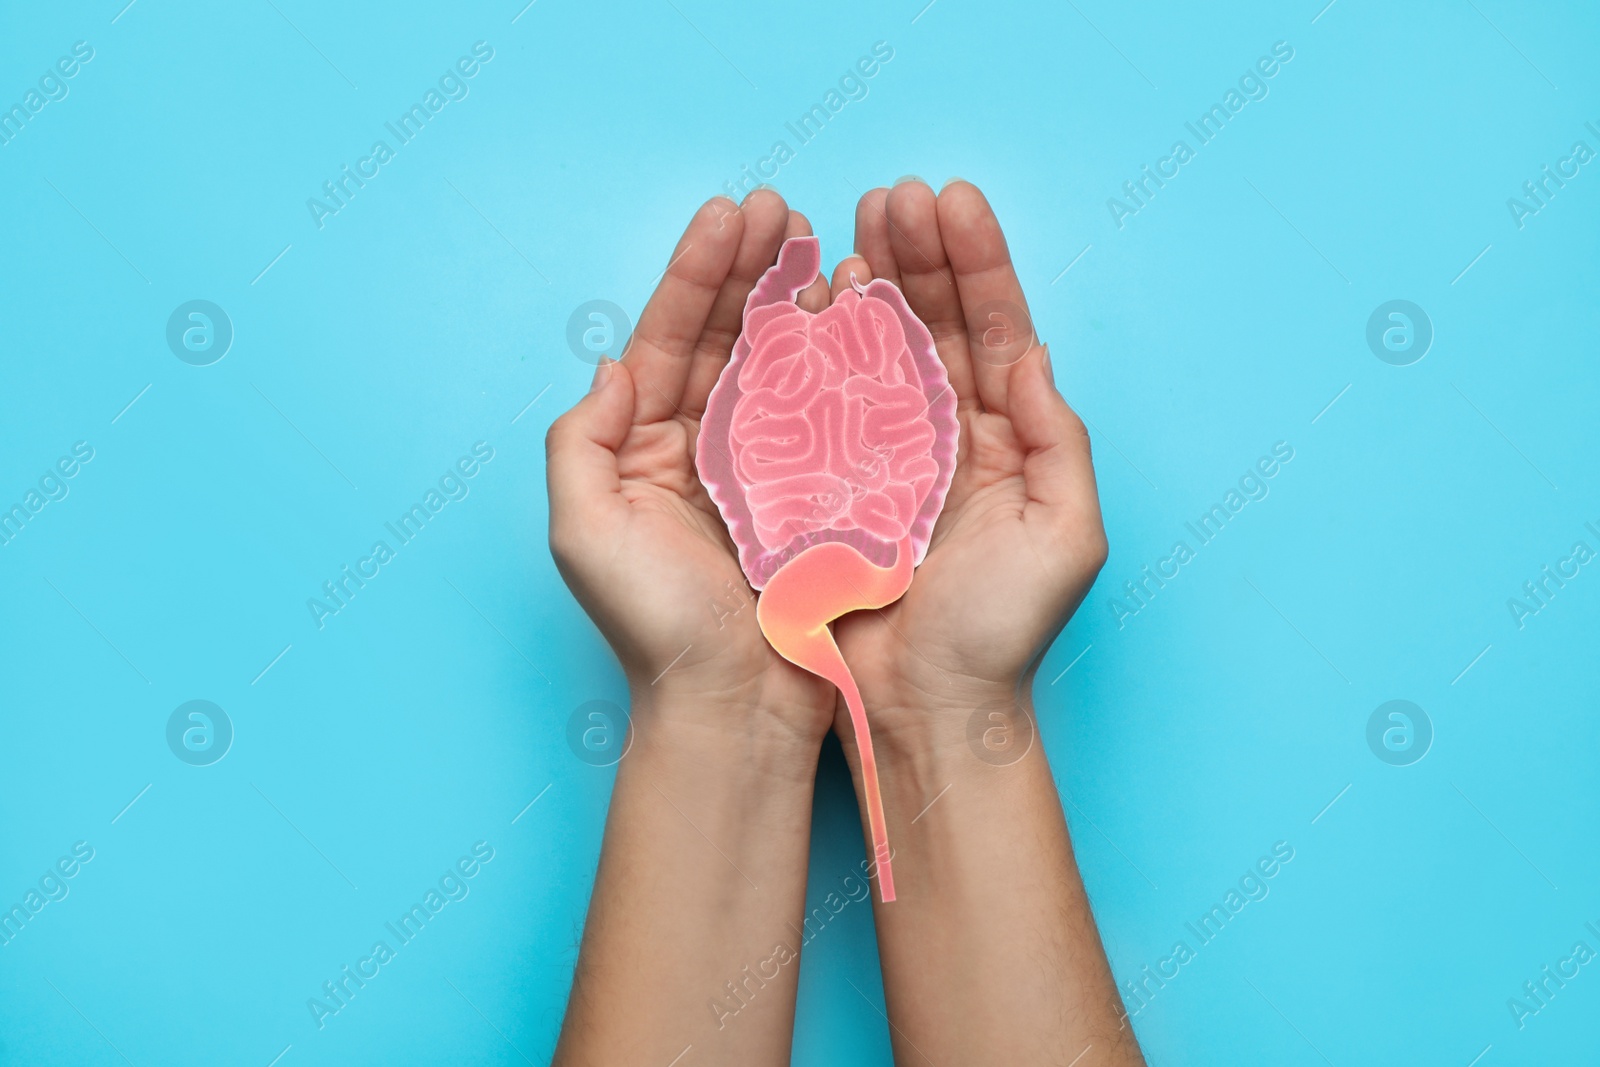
[941,176,965,191]
[893,175,925,188]
[1042,345,1055,385]
[742,184,777,204]
[590,358,612,392]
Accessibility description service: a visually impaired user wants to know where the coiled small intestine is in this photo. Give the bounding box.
[729,290,939,552]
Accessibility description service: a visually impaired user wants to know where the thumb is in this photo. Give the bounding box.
[1007,344,1100,522]
[545,360,635,553]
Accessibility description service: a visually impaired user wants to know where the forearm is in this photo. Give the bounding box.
[554,698,821,1066]
[846,686,1144,1066]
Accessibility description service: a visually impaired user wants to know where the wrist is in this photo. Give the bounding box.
[626,688,825,788]
[851,674,1038,788]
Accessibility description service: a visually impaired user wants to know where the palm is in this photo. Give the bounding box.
[607,416,833,718]
[837,410,1039,693]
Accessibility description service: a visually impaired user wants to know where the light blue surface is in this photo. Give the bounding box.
[3,1,1598,1063]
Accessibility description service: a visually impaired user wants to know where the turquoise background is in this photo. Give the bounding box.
[3,0,1598,1063]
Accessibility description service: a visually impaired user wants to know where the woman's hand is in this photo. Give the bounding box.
[831,179,1109,744]
[546,193,847,1065]
[820,181,1141,1067]
[545,191,840,750]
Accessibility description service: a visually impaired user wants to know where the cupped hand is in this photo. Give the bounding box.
[545,191,840,747]
[829,180,1109,740]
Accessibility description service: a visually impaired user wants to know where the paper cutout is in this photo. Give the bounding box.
[698,237,959,903]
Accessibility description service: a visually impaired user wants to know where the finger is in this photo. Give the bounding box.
[1008,345,1100,531]
[853,188,901,290]
[625,197,746,424]
[937,181,1037,415]
[883,180,978,410]
[546,360,637,559]
[787,210,831,314]
[681,188,791,420]
[830,254,871,302]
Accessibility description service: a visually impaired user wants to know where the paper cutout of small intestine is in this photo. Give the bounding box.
[698,237,959,903]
